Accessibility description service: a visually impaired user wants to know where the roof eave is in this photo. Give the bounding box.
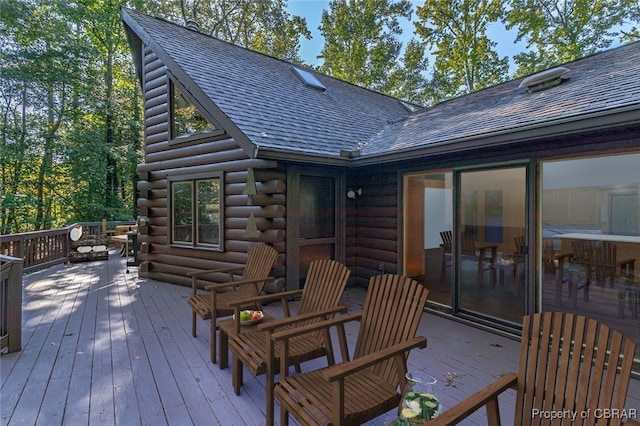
[253,146,351,167]
[122,9,147,87]
[350,103,640,167]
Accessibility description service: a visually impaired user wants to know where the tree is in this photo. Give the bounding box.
[0,0,143,233]
[620,1,640,41]
[151,0,311,63]
[504,0,636,76]
[318,0,413,93]
[386,38,432,105]
[75,0,143,219]
[1,0,310,234]
[1,0,86,231]
[414,0,509,101]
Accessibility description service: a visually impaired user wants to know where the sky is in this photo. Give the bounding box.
[285,0,526,68]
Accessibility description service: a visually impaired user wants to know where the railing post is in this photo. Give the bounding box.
[1,255,23,354]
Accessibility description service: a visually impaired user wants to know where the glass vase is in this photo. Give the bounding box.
[397,372,442,424]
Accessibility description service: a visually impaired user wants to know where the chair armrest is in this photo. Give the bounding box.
[618,258,635,277]
[555,252,574,261]
[204,276,274,292]
[186,266,244,277]
[271,312,364,342]
[322,336,427,382]
[257,305,348,332]
[427,372,518,426]
[272,312,363,367]
[227,289,304,308]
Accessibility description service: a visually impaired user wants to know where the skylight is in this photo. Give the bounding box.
[292,67,326,91]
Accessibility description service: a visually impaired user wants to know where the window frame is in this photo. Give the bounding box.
[169,171,224,251]
[168,78,224,143]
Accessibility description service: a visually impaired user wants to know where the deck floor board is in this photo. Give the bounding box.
[2,251,638,425]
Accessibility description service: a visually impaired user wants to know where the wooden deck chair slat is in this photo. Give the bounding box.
[274,274,429,426]
[186,243,277,363]
[229,258,351,426]
[430,311,636,426]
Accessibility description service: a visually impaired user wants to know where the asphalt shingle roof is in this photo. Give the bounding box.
[123,8,640,163]
[366,42,640,156]
[122,8,410,159]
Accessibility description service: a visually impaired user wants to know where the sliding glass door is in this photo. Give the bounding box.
[404,165,529,325]
[457,166,527,324]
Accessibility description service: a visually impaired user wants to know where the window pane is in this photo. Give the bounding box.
[300,176,335,239]
[459,167,526,325]
[172,83,214,137]
[197,179,220,246]
[172,181,193,243]
[541,153,640,361]
[403,172,453,307]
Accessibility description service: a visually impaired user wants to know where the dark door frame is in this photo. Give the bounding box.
[286,165,346,290]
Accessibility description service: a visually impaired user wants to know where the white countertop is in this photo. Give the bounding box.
[553,233,640,244]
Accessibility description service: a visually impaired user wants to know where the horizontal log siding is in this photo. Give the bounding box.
[143,48,170,146]
[347,169,399,287]
[137,45,285,288]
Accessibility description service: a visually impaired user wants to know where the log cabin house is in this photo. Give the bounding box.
[121,9,640,358]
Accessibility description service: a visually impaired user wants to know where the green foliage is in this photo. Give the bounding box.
[504,0,635,76]
[318,0,415,94]
[414,0,509,100]
[386,38,432,105]
[0,0,142,233]
[149,0,311,63]
[0,0,308,234]
[620,2,640,41]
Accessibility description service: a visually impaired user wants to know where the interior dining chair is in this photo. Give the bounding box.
[186,243,277,363]
[429,311,638,426]
[439,230,453,281]
[227,258,351,425]
[273,273,429,426]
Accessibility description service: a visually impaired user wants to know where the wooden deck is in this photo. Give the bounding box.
[2,250,638,425]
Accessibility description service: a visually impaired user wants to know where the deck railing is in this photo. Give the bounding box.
[0,221,135,274]
[1,255,23,354]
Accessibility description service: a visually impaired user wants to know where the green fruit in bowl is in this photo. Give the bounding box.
[240,311,251,321]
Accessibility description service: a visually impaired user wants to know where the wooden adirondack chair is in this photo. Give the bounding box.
[273,274,429,426]
[227,258,351,425]
[186,243,277,363]
[429,311,638,426]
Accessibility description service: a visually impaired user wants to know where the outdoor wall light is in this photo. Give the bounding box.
[137,215,150,227]
[346,188,363,199]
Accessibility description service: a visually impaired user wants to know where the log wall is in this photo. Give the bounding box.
[137,45,286,290]
[347,169,400,287]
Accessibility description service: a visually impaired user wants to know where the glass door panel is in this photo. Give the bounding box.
[458,167,527,324]
[403,172,453,307]
[541,153,640,361]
